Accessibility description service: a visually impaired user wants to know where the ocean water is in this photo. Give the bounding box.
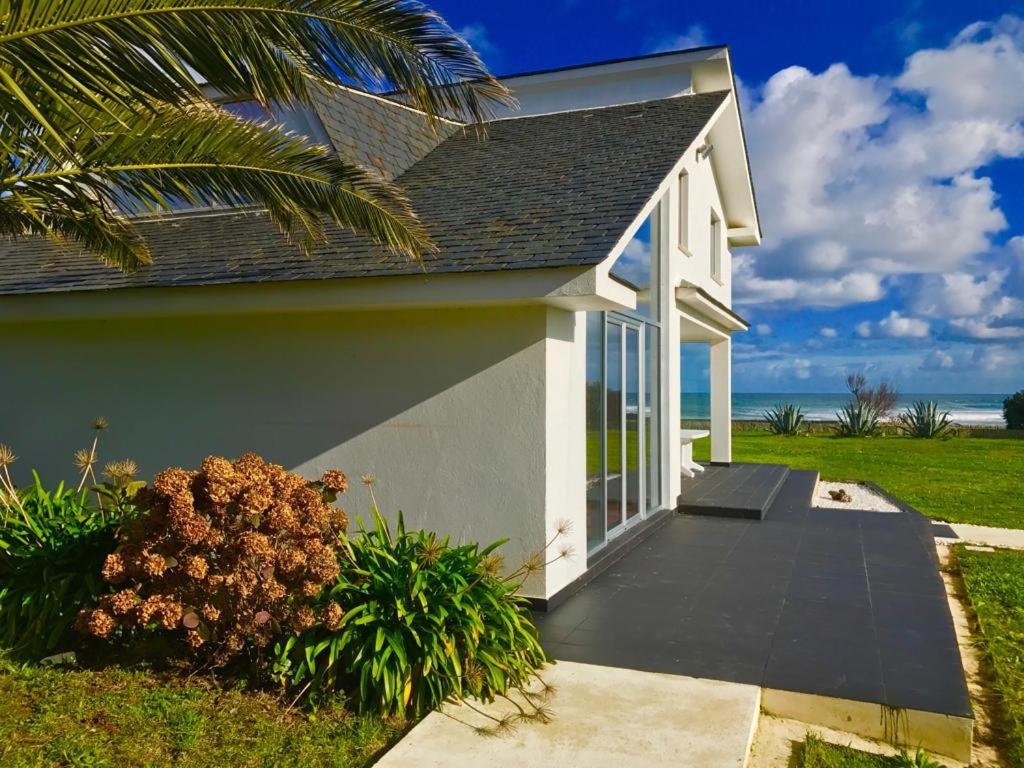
[681,393,1008,426]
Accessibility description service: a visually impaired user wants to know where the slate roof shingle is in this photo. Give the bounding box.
[0,90,729,296]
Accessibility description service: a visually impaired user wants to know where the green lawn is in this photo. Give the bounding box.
[793,735,943,767]
[956,546,1024,766]
[693,431,1024,529]
[0,656,404,768]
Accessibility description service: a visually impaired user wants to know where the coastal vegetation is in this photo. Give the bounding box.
[1006,390,1024,430]
[763,403,805,436]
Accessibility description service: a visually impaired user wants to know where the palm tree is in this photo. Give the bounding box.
[0,1,511,270]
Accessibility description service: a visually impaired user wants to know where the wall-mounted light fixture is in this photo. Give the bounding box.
[697,142,715,161]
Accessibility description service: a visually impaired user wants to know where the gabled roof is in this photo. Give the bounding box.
[0,91,728,296]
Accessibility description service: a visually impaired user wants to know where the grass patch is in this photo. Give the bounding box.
[0,656,405,768]
[693,431,1024,529]
[956,546,1024,765]
[793,735,944,767]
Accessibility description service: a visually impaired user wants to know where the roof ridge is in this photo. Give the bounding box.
[484,90,730,123]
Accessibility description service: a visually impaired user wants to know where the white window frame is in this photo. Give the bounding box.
[710,209,723,284]
[677,171,690,255]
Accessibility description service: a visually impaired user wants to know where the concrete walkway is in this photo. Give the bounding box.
[376,661,761,768]
[935,522,1024,550]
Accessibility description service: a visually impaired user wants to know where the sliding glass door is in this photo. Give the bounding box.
[586,312,662,553]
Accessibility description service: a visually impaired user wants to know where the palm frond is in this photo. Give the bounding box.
[0,193,151,270]
[0,0,512,153]
[1,100,432,269]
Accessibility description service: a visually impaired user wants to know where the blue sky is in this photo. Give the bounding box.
[432,0,1024,394]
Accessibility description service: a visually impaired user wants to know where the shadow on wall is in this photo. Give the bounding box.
[0,304,551,538]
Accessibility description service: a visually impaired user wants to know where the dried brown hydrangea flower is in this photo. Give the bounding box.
[322,602,344,631]
[80,453,351,663]
[321,470,348,494]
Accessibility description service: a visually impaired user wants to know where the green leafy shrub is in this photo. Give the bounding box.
[763,403,805,435]
[1005,389,1024,430]
[896,748,944,767]
[834,401,881,437]
[79,454,350,666]
[274,509,550,719]
[896,401,954,439]
[0,472,126,657]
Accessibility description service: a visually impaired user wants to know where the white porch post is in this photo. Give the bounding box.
[709,336,732,464]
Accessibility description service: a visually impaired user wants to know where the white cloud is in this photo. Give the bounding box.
[880,311,931,338]
[755,323,772,336]
[972,343,1022,371]
[734,255,884,307]
[457,24,497,57]
[819,326,838,338]
[858,311,931,338]
[948,317,1024,339]
[739,19,1024,309]
[922,349,956,370]
[1011,235,1024,269]
[910,270,1009,317]
[652,23,710,53]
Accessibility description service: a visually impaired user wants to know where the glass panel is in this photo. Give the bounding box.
[625,326,641,521]
[605,323,623,533]
[645,326,662,511]
[610,215,657,320]
[585,313,605,553]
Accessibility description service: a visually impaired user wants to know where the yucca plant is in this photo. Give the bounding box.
[274,508,553,721]
[834,401,881,437]
[763,403,805,435]
[897,400,954,439]
[0,0,512,269]
[897,747,945,767]
[0,472,127,657]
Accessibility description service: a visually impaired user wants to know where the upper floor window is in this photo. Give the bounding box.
[710,210,722,283]
[677,171,689,254]
[611,209,661,321]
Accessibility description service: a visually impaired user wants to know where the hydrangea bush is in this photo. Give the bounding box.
[78,454,349,663]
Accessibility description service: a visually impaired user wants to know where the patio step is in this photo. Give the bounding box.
[677,463,790,520]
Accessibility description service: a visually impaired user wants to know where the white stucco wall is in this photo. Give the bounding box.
[0,303,586,598]
[671,147,732,306]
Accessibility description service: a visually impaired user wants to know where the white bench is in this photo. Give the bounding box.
[680,429,710,478]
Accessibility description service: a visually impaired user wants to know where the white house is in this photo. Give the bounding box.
[0,45,759,603]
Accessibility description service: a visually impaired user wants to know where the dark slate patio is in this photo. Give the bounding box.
[535,469,972,718]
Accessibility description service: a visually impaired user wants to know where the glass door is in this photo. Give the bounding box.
[624,323,641,522]
[605,322,623,536]
[587,314,646,549]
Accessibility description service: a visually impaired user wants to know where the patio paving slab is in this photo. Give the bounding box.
[536,470,972,720]
[374,661,760,768]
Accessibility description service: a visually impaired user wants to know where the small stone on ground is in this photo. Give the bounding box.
[814,481,901,512]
